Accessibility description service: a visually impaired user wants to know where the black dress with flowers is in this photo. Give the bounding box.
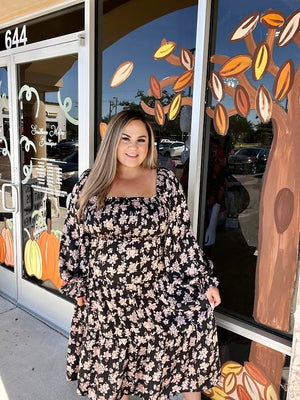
[59,167,220,400]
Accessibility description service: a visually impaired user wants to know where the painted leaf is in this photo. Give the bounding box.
[173,70,194,92]
[230,12,259,41]
[154,100,165,126]
[168,93,182,120]
[212,387,228,399]
[244,362,268,385]
[243,373,260,400]
[202,389,213,398]
[273,60,294,102]
[237,385,252,400]
[274,188,294,234]
[110,61,134,88]
[180,47,194,70]
[214,103,229,136]
[260,10,285,28]
[153,41,177,59]
[221,361,243,376]
[234,85,250,117]
[265,384,279,400]
[224,372,236,394]
[253,42,270,80]
[277,10,300,47]
[150,74,162,99]
[256,84,272,123]
[99,122,107,138]
[219,55,252,77]
[210,71,224,101]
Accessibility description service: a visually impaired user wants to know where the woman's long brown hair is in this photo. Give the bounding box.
[78,110,156,219]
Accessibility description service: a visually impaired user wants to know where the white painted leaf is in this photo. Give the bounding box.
[110,61,134,88]
[277,11,300,46]
[230,12,259,41]
[210,71,224,101]
[243,373,260,400]
[256,84,272,123]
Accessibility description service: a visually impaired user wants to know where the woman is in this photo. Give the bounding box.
[59,110,221,400]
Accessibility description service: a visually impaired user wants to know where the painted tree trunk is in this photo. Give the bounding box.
[251,116,300,386]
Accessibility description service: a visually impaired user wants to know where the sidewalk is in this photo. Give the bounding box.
[0,295,182,400]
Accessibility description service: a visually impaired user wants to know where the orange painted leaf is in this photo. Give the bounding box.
[221,361,243,376]
[277,10,300,46]
[150,74,162,99]
[234,85,250,117]
[242,373,260,400]
[168,93,182,120]
[154,100,165,126]
[265,384,279,400]
[214,103,229,136]
[256,84,272,123]
[210,71,224,101]
[273,60,294,102]
[260,10,285,28]
[224,372,236,394]
[180,47,194,70]
[153,41,177,59]
[252,42,270,80]
[237,385,252,400]
[219,55,252,77]
[230,12,259,41]
[110,61,134,88]
[244,362,269,385]
[173,70,194,92]
[99,122,107,139]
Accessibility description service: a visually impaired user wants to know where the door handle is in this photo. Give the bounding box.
[1,183,18,213]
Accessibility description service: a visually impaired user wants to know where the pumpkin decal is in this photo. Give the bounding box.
[24,228,43,279]
[38,218,64,289]
[1,218,14,267]
[0,234,6,263]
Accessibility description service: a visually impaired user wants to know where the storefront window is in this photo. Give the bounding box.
[102,3,198,184]
[18,55,78,293]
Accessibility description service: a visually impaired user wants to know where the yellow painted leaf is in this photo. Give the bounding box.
[210,71,224,101]
[253,42,270,80]
[99,122,107,139]
[265,384,279,400]
[260,10,285,28]
[110,61,134,88]
[154,100,165,126]
[234,85,250,117]
[277,10,300,46]
[243,373,260,400]
[153,41,177,59]
[150,74,162,99]
[173,70,194,92]
[168,93,182,120]
[202,388,213,398]
[212,386,228,399]
[221,361,243,376]
[219,55,252,77]
[256,84,272,123]
[224,373,236,394]
[273,60,294,101]
[230,12,259,41]
[180,47,194,70]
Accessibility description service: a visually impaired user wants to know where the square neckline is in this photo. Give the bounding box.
[105,168,161,201]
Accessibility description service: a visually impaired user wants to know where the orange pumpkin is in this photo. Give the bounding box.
[38,218,64,289]
[1,218,14,267]
[0,234,6,263]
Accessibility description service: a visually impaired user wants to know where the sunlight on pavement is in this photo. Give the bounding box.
[0,377,9,400]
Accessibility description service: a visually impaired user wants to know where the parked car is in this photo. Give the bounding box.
[159,141,185,157]
[228,147,270,174]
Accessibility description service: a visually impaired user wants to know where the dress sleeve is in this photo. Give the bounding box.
[163,169,219,299]
[59,170,90,299]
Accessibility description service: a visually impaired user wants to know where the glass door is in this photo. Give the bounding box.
[0,59,18,301]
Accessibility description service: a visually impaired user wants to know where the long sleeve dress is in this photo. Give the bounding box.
[59,167,220,400]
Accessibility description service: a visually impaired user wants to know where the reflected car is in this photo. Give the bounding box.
[228,147,270,174]
[50,139,78,159]
[159,141,185,157]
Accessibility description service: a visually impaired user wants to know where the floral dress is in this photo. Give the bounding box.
[59,167,220,400]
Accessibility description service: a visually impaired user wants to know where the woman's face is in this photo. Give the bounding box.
[116,119,149,169]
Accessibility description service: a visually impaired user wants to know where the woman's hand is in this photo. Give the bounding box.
[76,296,87,306]
[205,287,221,309]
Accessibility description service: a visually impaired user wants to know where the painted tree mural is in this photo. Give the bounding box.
[206,8,300,397]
